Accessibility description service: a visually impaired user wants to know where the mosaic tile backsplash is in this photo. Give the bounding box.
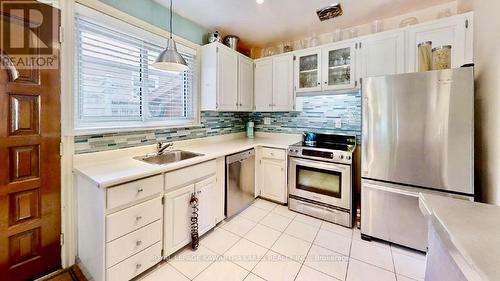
[250,92,362,142]
[74,92,361,154]
[74,112,248,154]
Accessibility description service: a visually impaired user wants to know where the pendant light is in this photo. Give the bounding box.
[151,0,189,72]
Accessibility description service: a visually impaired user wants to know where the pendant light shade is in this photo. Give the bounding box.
[152,39,189,72]
[151,0,189,72]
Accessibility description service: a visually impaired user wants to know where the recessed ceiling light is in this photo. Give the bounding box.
[256,0,264,4]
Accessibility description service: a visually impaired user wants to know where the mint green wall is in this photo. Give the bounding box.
[99,0,208,45]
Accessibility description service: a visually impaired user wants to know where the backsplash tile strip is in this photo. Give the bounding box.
[74,112,248,154]
[249,92,362,143]
[74,92,362,154]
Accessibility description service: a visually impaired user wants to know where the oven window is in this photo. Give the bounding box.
[296,165,342,198]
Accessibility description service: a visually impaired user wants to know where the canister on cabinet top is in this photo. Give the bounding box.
[417,41,432,72]
[432,45,452,70]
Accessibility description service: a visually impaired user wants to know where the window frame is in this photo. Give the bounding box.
[72,4,201,135]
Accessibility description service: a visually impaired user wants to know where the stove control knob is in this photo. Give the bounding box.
[339,155,344,160]
[346,155,351,160]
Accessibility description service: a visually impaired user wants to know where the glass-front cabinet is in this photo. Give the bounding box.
[294,48,322,92]
[322,41,356,91]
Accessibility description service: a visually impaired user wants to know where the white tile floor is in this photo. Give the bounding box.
[139,199,426,281]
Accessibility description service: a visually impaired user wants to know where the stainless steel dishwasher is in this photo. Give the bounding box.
[226,149,255,218]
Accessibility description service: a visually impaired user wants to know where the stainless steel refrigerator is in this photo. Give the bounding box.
[361,67,474,251]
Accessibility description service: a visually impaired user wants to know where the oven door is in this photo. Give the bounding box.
[289,157,351,210]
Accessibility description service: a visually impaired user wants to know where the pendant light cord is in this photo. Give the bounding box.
[170,0,173,39]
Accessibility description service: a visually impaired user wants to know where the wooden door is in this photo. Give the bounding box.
[254,58,273,112]
[216,45,238,111]
[237,55,254,111]
[272,54,294,111]
[195,176,216,236]
[0,2,61,280]
[359,30,405,79]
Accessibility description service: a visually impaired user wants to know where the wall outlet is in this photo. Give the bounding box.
[264,117,272,125]
[335,118,342,128]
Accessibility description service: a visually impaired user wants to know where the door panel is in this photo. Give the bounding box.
[261,159,285,203]
[254,58,273,111]
[0,2,61,280]
[217,47,238,111]
[272,55,294,111]
[238,56,253,111]
[294,49,322,92]
[322,41,356,91]
[195,177,216,236]
[362,68,474,194]
[164,185,193,255]
[359,30,405,78]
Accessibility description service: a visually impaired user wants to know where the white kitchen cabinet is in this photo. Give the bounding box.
[76,175,164,281]
[322,41,357,91]
[163,184,194,256]
[201,42,254,111]
[273,54,295,111]
[407,12,473,72]
[238,55,254,111]
[294,48,322,92]
[254,58,274,111]
[257,147,287,203]
[195,176,216,236]
[163,160,217,256]
[254,54,294,112]
[358,30,405,81]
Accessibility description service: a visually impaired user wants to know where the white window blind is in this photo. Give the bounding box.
[74,11,197,131]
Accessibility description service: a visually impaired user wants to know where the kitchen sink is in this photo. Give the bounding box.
[134,150,204,165]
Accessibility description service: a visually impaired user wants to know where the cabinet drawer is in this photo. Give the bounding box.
[262,147,286,160]
[106,197,162,242]
[164,160,216,191]
[106,242,162,281]
[106,220,162,268]
[107,175,163,209]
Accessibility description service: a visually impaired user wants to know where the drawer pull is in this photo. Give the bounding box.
[136,263,142,270]
[136,240,142,246]
[135,216,143,221]
[137,188,144,193]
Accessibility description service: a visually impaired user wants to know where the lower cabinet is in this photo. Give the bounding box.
[257,147,287,203]
[163,174,217,256]
[163,184,194,256]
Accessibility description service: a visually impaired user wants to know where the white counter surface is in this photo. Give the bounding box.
[73,132,300,188]
[419,193,500,281]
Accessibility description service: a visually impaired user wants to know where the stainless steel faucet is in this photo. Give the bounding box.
[156,142,173,155]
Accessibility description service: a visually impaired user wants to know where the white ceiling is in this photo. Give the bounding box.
[157,0,455,47]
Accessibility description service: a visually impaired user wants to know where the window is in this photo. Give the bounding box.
[74,7,197,131]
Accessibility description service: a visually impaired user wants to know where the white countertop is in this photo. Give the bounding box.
[73,132,300,188]
[419,193,500,281]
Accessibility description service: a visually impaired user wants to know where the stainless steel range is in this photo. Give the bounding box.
[288,133,356,228]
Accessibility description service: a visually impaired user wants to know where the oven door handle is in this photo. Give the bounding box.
[290,157,350,172]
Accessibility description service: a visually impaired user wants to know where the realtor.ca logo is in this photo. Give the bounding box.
[1,1,59,70]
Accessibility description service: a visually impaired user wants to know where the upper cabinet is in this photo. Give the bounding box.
[201,42,254,111]
[295,48,322,92]
[407,12,473,72]
[254,54,295,112]
[238,55,254,111]
[201,13,473,111]
[322,41,357,91]
[358,30,406,81]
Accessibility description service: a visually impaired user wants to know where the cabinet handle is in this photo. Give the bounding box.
[324,81,327,84]
[269,103,273,106]
[135,216,143,221]
[137,188,144,193]
[136,240,142,246]
[136,263,142,270]
[317,82,320,85]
